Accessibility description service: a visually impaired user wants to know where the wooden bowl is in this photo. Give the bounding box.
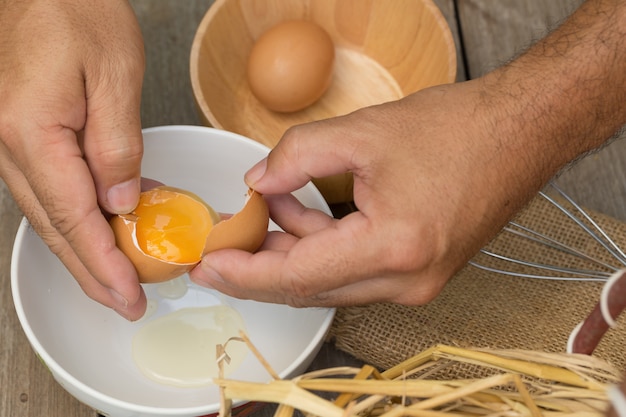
[190,0,457,203]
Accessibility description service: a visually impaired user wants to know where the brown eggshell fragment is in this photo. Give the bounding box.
[110,214,197,284]
[204,190,269,254]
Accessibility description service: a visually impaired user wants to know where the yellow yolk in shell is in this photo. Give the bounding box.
[133,189,214,264]
[110,185,268,284]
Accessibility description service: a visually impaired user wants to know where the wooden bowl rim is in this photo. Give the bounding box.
[190,0,458,131]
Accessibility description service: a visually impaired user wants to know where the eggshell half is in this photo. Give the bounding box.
[110,187,269,284]
[204,189,269,254]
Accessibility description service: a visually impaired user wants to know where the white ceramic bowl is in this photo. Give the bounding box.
[11,126,335,417]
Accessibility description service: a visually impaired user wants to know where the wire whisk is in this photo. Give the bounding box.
[468,181,626,355]
[470,182,626,281]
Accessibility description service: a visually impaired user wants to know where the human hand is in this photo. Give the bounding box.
[191,0,626,308]
[189,80,553,306]
[0,0,147,319]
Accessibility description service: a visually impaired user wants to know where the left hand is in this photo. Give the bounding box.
[0,0,147,320]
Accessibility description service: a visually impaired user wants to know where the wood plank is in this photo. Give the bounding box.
[131,0,214,128]
[456,0,626,221]
[432,0,467,81]
[456,0,584,78]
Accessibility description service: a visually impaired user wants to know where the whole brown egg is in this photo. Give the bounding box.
[247,20,335,113]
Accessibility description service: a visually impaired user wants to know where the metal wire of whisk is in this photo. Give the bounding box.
[468,181,626,282]
[468,181,626,354]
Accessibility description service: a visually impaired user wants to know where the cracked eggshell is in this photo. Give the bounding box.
[204,189,269,254]
[110,187,269,284]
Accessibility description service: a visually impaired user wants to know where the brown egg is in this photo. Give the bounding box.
[110,186,269,283]
[247,20,335,113]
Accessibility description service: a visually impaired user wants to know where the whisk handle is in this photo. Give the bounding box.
[570,270,626,354]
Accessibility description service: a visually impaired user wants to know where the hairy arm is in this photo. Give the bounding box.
[480,0,626,182]
[192,0,626,308]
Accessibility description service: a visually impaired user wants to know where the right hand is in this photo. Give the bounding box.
[192,81,547,306]
[0,0,147,320]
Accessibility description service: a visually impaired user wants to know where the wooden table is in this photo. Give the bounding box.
[2,0,625,415]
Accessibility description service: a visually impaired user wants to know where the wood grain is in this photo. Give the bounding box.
[191,0,458,203]
[132,0,214,128]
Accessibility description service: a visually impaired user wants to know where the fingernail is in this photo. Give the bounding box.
[108,178,140,213]
[245,158,267,187]
[110,289,129,309]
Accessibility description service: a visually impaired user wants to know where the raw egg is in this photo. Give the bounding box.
[110,186,269,283]
[247,20,335,113]
[132,305,247,387]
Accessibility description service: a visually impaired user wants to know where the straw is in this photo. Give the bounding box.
[214,337,621,417]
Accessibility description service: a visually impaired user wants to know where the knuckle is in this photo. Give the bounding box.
[283,296,309,308]
[89,39,145,83]
[43,198,100,245]
[24,210,76,263]
[374,227,451,306]
[390,279,446,306]
[278,269,316,301]
[380,231,432,274]
[47,208,85,240]
[383,216,449,274]
[97,139,143,165]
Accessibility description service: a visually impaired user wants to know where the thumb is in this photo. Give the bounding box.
[245,118,358,194]
[83,60,145,215]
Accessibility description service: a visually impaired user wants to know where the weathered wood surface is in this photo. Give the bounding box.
[1,1,624,416]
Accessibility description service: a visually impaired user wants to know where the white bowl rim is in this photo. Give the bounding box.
[11,125,336,415]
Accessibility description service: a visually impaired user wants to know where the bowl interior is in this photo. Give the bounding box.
[190,0,457,203]
[12,126,335,415]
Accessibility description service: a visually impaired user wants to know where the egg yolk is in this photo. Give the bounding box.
[133,189,214,264]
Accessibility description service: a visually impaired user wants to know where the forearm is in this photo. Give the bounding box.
[479,0,626,189]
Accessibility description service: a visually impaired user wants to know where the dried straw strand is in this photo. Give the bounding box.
[333,365,383,408]
[384,345,608,390]
[238,330,280,380]
[214,341,617,417]
[215,379,345,417]
[511,373,542,417]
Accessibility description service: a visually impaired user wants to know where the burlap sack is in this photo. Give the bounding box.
[329,194,626,373]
